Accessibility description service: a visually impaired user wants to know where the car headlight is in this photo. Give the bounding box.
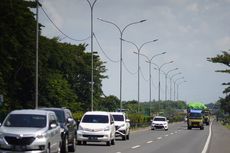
[78,125,84,131]
[36,133,47,139]
[120,124,125,127]
[104,126,110,131]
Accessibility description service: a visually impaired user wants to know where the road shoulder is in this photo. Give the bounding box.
[208,120,230,153]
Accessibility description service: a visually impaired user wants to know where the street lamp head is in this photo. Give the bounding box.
[140,19,147,23]
[162,52,167,54]
[153,39,159,42]
[169,61,174,63]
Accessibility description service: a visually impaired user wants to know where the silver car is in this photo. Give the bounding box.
[0,109,62,153]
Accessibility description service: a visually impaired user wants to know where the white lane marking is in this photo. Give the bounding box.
[147,141,153,144]
[132,145,141,149]
[170,132,174,135]
[175,131,178,133]
[116,152,121,153]
[165,134,169,137]
[157,137,162,140]
[201,122,212,153]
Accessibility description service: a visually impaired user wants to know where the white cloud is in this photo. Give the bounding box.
[186,3,200,12]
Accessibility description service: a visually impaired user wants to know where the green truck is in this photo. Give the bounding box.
[187,102,208,130]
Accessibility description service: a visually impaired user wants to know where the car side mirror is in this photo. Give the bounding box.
[111,120,114,125]
[50,123,57,129]
[126,119,130,122]
[67,118,74,123]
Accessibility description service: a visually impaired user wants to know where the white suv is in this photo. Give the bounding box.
[151,116,168,131]
[111,112,130,140]
[0,109,62,153]
[77,111,115,146]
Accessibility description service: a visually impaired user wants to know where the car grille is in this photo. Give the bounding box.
[5,136,35,145]
[83,135,104,138]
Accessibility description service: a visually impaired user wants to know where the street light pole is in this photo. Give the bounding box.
[135,52,166,115]
[86,0,98,111]
[173,77,184,101]
[169,72,182,101]
[35,0,40,109]
[151,61,174,101]
[97,18,146,110]
[164,68,178,101]
[122,39,158,112]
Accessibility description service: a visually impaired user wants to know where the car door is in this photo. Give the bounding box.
[49,113,60,152]
[110,115,115,139]
[65,110,75,141]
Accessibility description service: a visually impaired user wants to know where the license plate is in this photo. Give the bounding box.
[13,146,26,151]
[89,137,98,140]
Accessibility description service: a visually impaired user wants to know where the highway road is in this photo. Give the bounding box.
[75,122,210,153]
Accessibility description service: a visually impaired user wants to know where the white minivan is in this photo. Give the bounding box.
[77,111,115,146]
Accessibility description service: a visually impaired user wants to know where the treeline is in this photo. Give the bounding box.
[0,0,107,119]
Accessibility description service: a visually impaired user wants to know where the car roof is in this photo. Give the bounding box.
[39,107,69,111]
[110,112,125,115]
[84,111,110,116]
[154,116,166,119]
[10,109,53,115]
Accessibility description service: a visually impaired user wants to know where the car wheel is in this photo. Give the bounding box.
[111,138,115,145]
[122,134,126,140]
[126,133,130,140]
[106,141,111,146]
[61,136,68,153]
[68,137,76,152]
[77,141,82,145]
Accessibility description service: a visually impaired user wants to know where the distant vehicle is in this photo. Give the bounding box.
[77,111,116,146]
[187,102,206,130]
[0,109,62,152]
[187,109,204,130]
[111,112,130,140]
[151,116,169,131]
[203,109,210,125]
[40,107,77,153]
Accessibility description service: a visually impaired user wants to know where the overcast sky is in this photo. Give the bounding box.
[38,0,230,104]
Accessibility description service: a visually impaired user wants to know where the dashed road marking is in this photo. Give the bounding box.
[157,137,162,140]
[165,134,169,137]
[132,145,141,149]
[147,140,153,144]
[170,132,174,135]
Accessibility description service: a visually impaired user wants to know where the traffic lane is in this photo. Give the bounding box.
[122,124,209,153]
[75,122,190,153]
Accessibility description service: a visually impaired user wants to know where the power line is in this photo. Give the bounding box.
[40,6,90,42]
[140,68,149,82]
[93,33,119,63]
[122,60,138,75]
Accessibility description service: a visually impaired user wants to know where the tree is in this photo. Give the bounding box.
[207,50,230,114]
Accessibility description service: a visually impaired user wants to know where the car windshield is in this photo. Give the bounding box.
[112,115,124,121]
[47,109,65,123]
[154,117,166,121]
[82,115,108,123]
[189,113,202,118]
[4,114,46,128]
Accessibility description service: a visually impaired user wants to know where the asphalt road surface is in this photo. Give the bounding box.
[75,122,212,153]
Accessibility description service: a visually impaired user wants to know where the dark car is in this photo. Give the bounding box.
[41,108,77,153]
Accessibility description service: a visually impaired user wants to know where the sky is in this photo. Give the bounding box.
[37,0,230,104]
